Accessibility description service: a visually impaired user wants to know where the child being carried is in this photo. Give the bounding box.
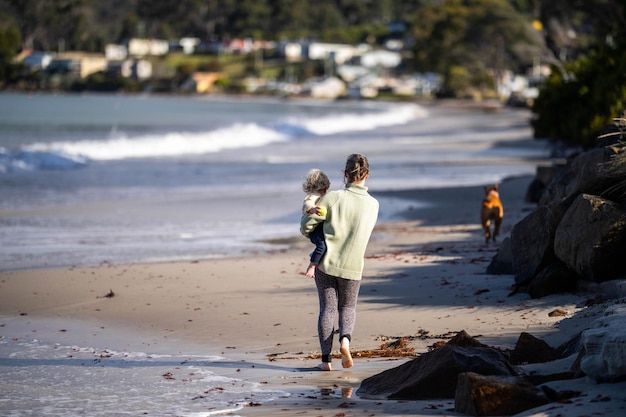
[301,169,330,278]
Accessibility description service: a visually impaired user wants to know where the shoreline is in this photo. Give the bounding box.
[1,95,549,274]
[0,174,538,274]
[2,176,625,416]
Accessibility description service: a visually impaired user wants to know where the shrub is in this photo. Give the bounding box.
[532,46,626,147]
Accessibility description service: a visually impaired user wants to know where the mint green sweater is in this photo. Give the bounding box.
[300,183,379,280]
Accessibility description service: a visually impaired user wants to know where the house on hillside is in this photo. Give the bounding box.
[20,51,55,70]
[359,50,402,69]
[127,38,169,57]
[278,41,369,65]
[180,72,223,93]
[278,41,304,62]
[46,52,107,78]
[307,42,368,65]
[179,37,200,54]
[107,59,152,80]
[105,44,127,61]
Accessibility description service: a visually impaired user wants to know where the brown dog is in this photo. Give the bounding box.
[481,184,504,243]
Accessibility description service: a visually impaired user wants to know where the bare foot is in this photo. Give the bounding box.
[341,387,353,398]
[305,263,316,278]
[340,338,353,368]
[316,362,332,371]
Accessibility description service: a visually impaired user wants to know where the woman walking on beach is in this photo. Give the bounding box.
[300,154,379,371]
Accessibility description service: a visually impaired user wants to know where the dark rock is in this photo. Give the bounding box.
[356,331,517,400]
[555,332,584,358]
[510,204,565,285]
[447,330,490,348]
[486,237,513,275]
[524,371,577,386]
[554,194,626,282]
[512,333,583,384]
[454,372,550,416]
[539,147,619,206]
[569,345,586,377]
[540,385,583,402]
[580,302,626,382]
[509,332,559,365]
[525,178,545,203]
[528,260,578,298]
[536,164,562,188]
[538,160,576,206]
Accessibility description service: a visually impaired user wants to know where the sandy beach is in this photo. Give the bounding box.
[2,175,625,416]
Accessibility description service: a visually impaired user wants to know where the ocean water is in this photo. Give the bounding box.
[0,92,551,415]
[0,92,550,272]
[0,329,289,417]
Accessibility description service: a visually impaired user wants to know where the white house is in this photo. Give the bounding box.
[307,42,367,65]
[127,38,169,57]
[360,50,402,68]
[280,41,304,62]
[105,44,127,61]
[108,59,152,80]
[180,37,200,54]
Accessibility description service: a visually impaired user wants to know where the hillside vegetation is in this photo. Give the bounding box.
[0,0,625,146]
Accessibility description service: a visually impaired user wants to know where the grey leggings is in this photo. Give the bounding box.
[315,269,361,363]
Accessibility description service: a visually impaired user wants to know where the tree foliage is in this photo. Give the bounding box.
[0,1,526,51]
[531,0,626,146]
[0,23,21,84]
[409,0,544,96]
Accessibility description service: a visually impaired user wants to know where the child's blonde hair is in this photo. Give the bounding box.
[303,169,330,193]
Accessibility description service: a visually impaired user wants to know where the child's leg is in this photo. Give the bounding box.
[305,263,316,278]
[306,225,326,278]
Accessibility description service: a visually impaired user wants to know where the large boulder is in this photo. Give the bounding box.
[510,203,566,285]
[580,300,626,382]
[554,194,626,282]
[539,147,619,206]
[525,165,562,203]
[356,331,518,400]
[454,372,550,416]
[485,237,513,275]
[509,332,559,365]
[527,260,578,298]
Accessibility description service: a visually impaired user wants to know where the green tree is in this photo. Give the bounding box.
[531,0,626,146]
[532,48,626,146]
[136,0,207,38]
[271,0,314,39]
[0,23,21,83]
[5,0,96,51]
[227,0,272,39]
[409,0,544,96]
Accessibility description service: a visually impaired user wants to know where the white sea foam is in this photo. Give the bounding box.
[280,103,426,136]
[3,104,425,167]
[24,123,289,161]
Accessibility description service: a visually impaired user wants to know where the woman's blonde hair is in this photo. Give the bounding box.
[303,168,330,193]
[344,153,370,183]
